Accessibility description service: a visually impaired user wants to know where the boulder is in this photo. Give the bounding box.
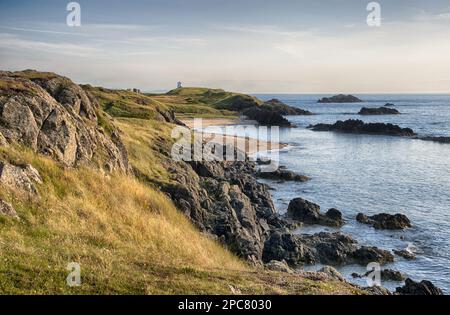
[308,119,416,137]
[356,213,411,230]
[0,161,41,195]
[0,199,18,219]
[396,278,443,295]
[351,246,395,265]
[359,107,400,115]
[257,169,310,182]
[318,94,363,103]
[380,269,406,281]
[384,103,395,107]
[287,198,344,227]
[393,249,416,260]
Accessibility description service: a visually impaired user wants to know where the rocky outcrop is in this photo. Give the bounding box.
[163,145,294,263]
[393,249,416,260]
[351,246,394,265]
[242,106,291,127]
[0,131,7,146]
[356,213,411,230]
[308,119,416,137]
[287,198,344,227]
[0,161,42,195]
[359,107,400,115]
[261,99,313,115]
[257,168,310,182]
[0,70,129,172]
[396,278,443,295]
[262,231,393,267]
[318,94,363,103]
[384,103,395,107]
[0,199,18,219]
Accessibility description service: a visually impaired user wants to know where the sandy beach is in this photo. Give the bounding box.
[181,118,287,155]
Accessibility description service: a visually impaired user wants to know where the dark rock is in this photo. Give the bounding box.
[261,99,313,116]
[308,119,415,137]
[356,212,411,230]
[262,232,316,266]
[396,278,443,295]
[351,246,395,265]
[257,169,310,182]
[318,94,363,103]
[384,103,395,107]
[380,269,406,281]
[393,249,416,260]
[287,198,344,227]
[242,107,291,127]
[359,107,400,115]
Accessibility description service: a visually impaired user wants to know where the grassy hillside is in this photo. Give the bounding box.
[0,83,364,295]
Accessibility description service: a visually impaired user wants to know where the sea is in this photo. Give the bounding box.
[208,94,450,293]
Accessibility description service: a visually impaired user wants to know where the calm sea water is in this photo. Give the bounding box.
[217,94,450,292]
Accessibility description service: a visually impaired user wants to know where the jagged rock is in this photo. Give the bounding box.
[393,249,416,260]
[0,199,18,219]
[261,99,313,115]
[257,169,310,182]
[351,246,394,265]
[319,266,346,282]
[308,119,416,137]
[356,213,411,230]
[263,232,366,266]
[0,161,41,194]
[0,71,129,172]
[396,278,443,295]
[384,103,395,107]
[265,260,295,273]
[287,198,344,227]
[318,94,362,103]
[359,107,400,115]
[242,107,291,127]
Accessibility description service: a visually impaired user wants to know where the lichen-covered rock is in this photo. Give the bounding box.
[0,131,7,146]
[0,199,18,219]
[319,266,346,282]
[0,71,129,172]
[0,161,41,194]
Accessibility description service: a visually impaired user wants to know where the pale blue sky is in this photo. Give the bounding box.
[1,0,450,92]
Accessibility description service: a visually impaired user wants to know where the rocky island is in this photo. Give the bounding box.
[359,107,400,115]
[308,119,416,137]
[318,94,363,103]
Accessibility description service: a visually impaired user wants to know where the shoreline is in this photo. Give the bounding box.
[181,118,288,155]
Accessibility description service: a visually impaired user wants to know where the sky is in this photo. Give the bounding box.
[1,0,450,93]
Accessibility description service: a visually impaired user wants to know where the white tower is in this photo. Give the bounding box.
[177,81,182,89]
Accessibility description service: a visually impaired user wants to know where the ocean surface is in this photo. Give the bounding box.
[208,94,450,293]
